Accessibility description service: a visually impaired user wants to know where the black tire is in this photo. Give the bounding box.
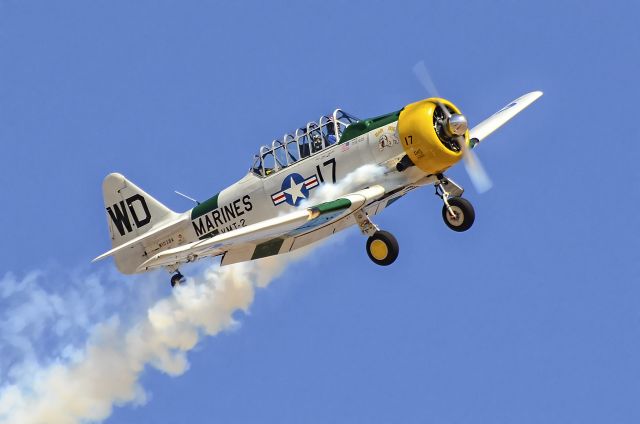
[442,197,475,232]
[366,230,399,266]
[170,273,184,288]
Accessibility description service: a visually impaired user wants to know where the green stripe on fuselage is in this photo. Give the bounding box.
[191,193,219,219]
[339,109,402,144]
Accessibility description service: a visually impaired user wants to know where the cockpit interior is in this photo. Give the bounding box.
[251,109,360,177]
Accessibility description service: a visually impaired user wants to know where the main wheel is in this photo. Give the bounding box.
[442,197,475,232]
[170,273,185,288]
[366,230,399,266]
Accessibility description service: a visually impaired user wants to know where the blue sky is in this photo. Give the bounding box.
[1,0,639,423]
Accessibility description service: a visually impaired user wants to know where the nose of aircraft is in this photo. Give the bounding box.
[446,113,468,137]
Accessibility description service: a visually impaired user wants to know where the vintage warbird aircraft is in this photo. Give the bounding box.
[94,81,542,287]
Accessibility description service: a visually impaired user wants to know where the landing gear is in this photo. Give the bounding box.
[170,271,185,288]
[366,231,399,266]
[354,210,400,266]
[441,197,475,232]
[435,176,475,232]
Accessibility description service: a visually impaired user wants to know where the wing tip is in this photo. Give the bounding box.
[92,252,110,263]
[525,90,543,100]
[514,90,544,107]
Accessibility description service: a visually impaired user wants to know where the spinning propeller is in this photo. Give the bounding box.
[412,61,493,193]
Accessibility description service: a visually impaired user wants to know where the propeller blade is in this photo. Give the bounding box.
[412,61,451,119]
[412,60,440,98]
[457,136,493,193]
[413,61,492,193]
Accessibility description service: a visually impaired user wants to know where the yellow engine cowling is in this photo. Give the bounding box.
[397,98,468,174]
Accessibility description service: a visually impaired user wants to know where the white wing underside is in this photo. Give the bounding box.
[135,185,386,271]
[469,91,543,143]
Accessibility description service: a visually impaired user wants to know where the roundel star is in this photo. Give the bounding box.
[282,173,309,206]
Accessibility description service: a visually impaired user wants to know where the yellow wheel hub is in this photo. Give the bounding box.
[370,239,389,261]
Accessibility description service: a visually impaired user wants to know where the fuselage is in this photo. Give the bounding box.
[185,118,417,243]
[136,98,467,263]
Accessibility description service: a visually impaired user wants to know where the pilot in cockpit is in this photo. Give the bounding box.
[311,133,324,153]
[327,118,338,145]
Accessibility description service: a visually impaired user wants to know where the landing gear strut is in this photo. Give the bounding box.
[355,210,400,266]
[435,177,475,232]
[170,271,186,288]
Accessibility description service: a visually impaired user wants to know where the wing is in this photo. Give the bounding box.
[136,185,386,271]
[92,214,189,262]
[469,91,543,144]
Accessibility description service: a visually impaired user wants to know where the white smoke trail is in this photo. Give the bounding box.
[0,253,307,424]
[0,164,386,424]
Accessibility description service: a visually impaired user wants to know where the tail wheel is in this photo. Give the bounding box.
[442,197,475,232]
[366,230,399,266]
[170,272,185,288]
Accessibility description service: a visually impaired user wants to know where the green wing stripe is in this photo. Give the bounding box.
[312,198,352,214]
[191,193,219,219]
[339,109,402,144]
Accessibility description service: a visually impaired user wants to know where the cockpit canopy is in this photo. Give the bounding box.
[251,109,360,177]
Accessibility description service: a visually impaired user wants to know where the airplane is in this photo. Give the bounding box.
[94,87,543,287]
